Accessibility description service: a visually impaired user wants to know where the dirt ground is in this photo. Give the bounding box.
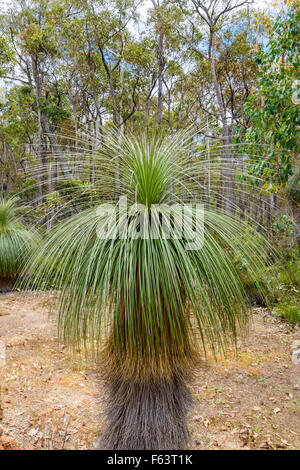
[0,291,299,450]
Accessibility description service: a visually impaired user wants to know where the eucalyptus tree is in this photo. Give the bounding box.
[147,0,189,128]
[176,0,255,214]
[216,9,258,131]
[1,0,73,199]
[239,3,300,248]
[26,129,270,449]
[242,5,299,183]
[60,0,140,128]
[149,0,169,125]
[0,84,38,197]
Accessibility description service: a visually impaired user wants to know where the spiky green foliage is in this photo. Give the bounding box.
[0,197,37,282]
[25,130,271,449]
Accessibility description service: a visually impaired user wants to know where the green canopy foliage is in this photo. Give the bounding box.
[241,6,300,185]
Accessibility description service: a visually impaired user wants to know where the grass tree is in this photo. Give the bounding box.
[0,197,37,291]
[25,130,270,449]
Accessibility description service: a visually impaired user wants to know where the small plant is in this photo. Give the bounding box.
[0,197,37,291]
[274,303,300,325]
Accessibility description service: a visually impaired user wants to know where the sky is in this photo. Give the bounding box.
[0,0,279,14]
[137,0,278,17]
[0,0,279,42]
[128,0,280,38]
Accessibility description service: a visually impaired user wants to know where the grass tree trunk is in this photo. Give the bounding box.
[98,289,195,450]
[0,278,14,293]
[99,349,193,450]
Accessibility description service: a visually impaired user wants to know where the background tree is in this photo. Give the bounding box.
[176,0,255,213]
[240,4,300,248]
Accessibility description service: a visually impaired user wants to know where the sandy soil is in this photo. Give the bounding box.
[0,291,299,450]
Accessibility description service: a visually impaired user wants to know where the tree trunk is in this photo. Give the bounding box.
[157,30,164,126]
[41,115,72,179]
[209,34,235,214]
[98,345,193,450]
[31,56,43,199]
